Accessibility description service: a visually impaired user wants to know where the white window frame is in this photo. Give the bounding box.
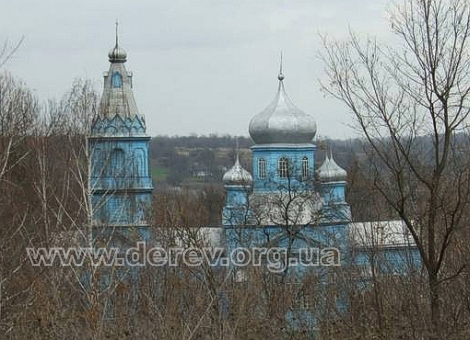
[302,156,309,179]
[278,157,289,178]
[258,158,266,179]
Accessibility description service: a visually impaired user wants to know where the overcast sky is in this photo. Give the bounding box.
[2,0,393,139]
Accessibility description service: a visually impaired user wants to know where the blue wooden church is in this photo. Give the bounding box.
[87,34,420,325]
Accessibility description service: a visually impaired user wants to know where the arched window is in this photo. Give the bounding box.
[302,156,309,179]
[258,158,266,179]
[110,148,125,177]
[92,148,102,176]
[112,71,122,88]
[132,149,145,178]
[278,157,289,178]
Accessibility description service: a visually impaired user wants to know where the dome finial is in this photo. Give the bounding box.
[108,20,127,63]
[115,19,119,48]
[235,137,240,163]
[327,139,332,160]
[278,50,284,81]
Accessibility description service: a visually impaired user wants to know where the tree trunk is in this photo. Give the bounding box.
[429,271,441,340]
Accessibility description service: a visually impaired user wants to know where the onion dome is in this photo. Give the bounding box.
[249,72,317,144]
[108,45,127,63]
[316,154,347,182]
[223,155,253,186]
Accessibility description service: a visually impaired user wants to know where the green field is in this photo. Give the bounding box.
[151,161,169,181]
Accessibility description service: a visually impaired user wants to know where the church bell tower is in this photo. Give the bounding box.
[88,25,153,243]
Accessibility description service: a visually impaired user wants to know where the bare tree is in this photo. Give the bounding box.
[0,38,23,69]
[321,0,470,337]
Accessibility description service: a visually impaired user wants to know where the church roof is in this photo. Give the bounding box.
[99,41,139,120]
[350,220,417,249]
[249,68,317,145]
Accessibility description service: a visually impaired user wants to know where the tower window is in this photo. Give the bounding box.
[278,157,289,178]
[302,156,309,179]
[92,148,102,176]
[258,158,266,179]
[110,148,125,177]
[132,149,145,178]
[112,71,122,88]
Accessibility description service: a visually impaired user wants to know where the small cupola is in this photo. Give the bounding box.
[108,46,127,63]
[108,22,127,63]
[223,155,253,186]
[316,153,347,182]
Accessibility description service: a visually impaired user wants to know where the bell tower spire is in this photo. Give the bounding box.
[91,25,144,135]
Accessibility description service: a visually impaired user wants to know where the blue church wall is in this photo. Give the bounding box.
[285,309,319,334]
[222,221,350,331]
[91,192,152,226]
[285,277,349,334]
[251,144,316,192]
[320,204,351,227]
[224,186,250,207]
[319,181,346,205]
[222,206,250,228]
[351,245,421,277]
[89,136,152,191]
[89,135,153,234]
[224,222,350,273]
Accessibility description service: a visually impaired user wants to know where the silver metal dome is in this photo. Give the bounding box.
[108,46,127,63]
[223,155,253,186]
[249,74,317,144]
[316,154,347,182]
